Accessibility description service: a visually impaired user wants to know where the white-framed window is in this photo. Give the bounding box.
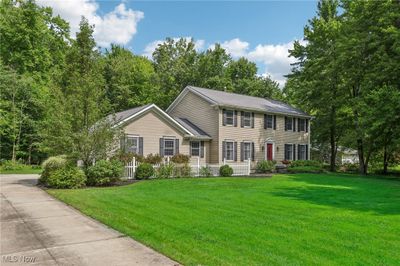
[225,141,234,160]
[190,141,200,156]
[298,118,306,131]
[243,142,252,160]
[243,112,252,127]
[225,110,234,126]
[266,114,274,129]
[298,144,307,160]
[123,135,139,154]
[284,144,293,160]
[285,117,293,131]
[164,138,175,156]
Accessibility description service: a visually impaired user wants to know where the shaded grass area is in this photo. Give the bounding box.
[0,166,42,174]
[48,173,400,265]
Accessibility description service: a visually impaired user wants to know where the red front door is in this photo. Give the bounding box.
[266,143,273,161]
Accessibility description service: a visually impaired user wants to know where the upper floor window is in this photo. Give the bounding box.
[224,110,234,126]
[266,115,274,129]
[298,118,306,132]
[241,111,253,127]
[285,117,293,131]
[164,138,175,156]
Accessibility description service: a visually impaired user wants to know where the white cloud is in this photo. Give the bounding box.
[247,41,297,86]
[143,37,205,58]
[37,0,144,47]
[212,38,249,58]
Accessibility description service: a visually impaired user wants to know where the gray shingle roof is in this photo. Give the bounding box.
[106,104,152,124]
[187,86,310,117]
[174,118,211,138]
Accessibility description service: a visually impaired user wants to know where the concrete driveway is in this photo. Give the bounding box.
[0,174,179,266]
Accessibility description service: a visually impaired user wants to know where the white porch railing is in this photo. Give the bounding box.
[124,157,251,179]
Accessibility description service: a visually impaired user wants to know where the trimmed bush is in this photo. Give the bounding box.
[47,167,86,189]
[219,165,233,177]
[40,155,67,185]
[135,163,154,179]
[156,163,175,179]
[289,160,323,168]
[171,154,190,164]
[86,160,124,186]
[256,160,276,173]
[174,163,192,178]
[144,153,162,164]
[199,166,213,177]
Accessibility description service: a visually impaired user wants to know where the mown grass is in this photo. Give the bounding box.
[0,166,42,174]
[48,173,400,265]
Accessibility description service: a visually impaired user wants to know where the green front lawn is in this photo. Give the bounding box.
[0,166,42,174]
[48,173,400,265]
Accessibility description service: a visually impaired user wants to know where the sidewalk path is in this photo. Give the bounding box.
[0,174,179,266]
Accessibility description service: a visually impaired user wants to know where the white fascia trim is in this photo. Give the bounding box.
[166,86,218,113]
[115,104,193,136]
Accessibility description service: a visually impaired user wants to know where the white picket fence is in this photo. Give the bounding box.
[124,157,251,179]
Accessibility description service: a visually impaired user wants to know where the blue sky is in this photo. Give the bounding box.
[38,0,317,85]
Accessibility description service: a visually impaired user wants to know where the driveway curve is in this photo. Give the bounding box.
[0,174,179,266]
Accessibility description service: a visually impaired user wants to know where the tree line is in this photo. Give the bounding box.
[0,0,281,165]
[285,0,400,174]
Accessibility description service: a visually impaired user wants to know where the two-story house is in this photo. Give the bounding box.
[113,86,310,168]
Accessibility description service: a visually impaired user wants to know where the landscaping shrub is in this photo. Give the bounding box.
[174,163,192,178]
[289,160,323,168]
[171,154,190,164]
[40,155,68,185]
[287,160,324,173]
[1,160,24,170]
[144,153,162,164]
[111,151,144,163]
[199,166,213,177]
[340,163,359,173]
[47,167,86,189]
[86,160,124,186]
[155,163,175,179]
[281,160,291,165]
[256,160,276,173]
[135,163,154,179]
[219,165,233,177]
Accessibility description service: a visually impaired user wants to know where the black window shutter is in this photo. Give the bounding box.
[222,141,226,161]
[306,119,309,133]
[298,144,300,160]
[234,110,238,127]
[222,109,226,126]
[284,144,288,160]
[273,115,277,130]
[200,141,204,158]
[306,144,309,160]
[251,112,255,128]
[139,137,144,155]
[264,114,267,129]
[175,139,179,155]
[284,117,288,131]
[251,142,255,161]
[234,141,238,161]
[298,119,301,132]
[293,144,296,161]
[241,111,244,128]
[120,136,125,151]
[240,142,244,161]
[159,138,164,157]
[293,118,296,132]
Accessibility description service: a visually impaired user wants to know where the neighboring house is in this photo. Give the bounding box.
[339,147,359,164]
[111,85,311,168]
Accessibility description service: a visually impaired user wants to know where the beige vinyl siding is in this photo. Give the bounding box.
[168,91,219,163]
[123,110,190,157]
[219,109,310,165]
